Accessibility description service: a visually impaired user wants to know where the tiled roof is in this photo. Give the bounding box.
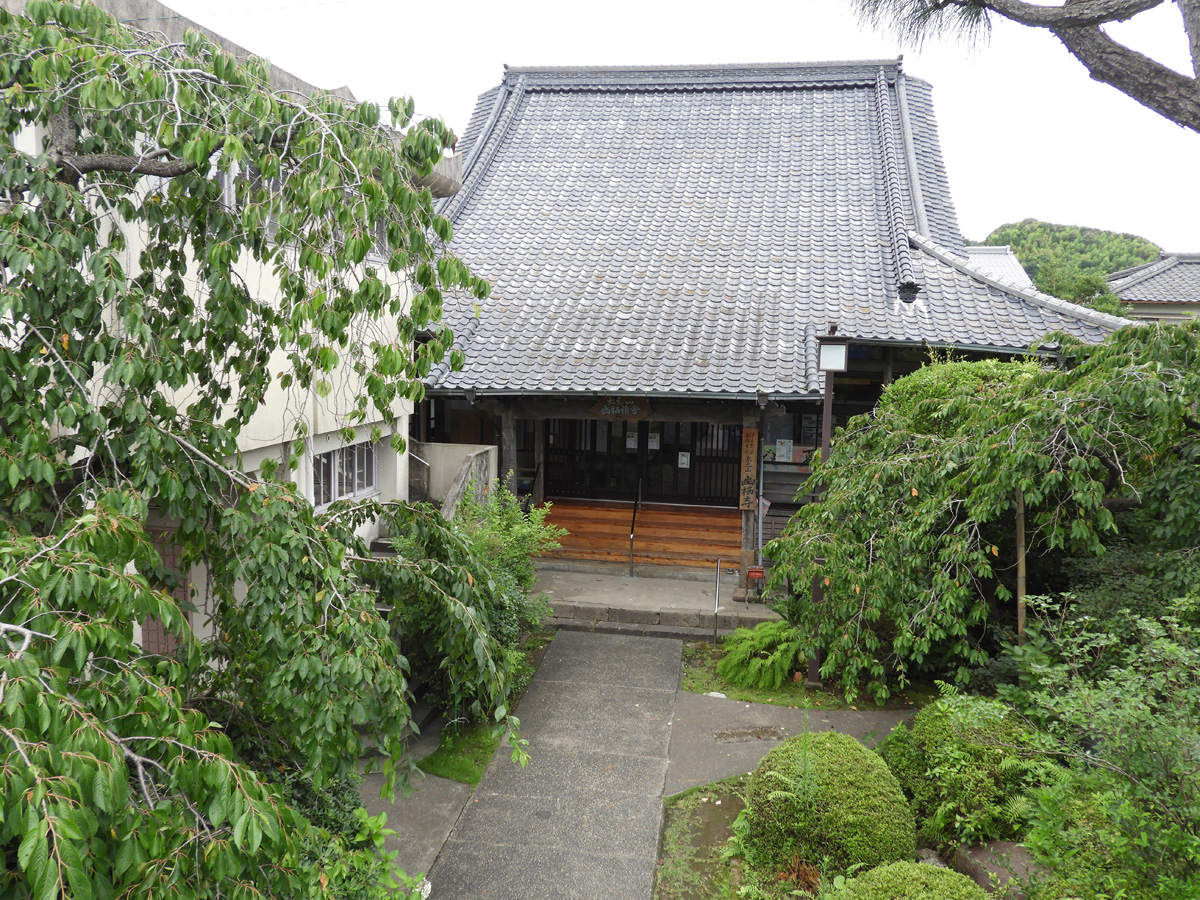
[965,246,1034,290]
[1109,253,1200,304]
[430,61,1123,398]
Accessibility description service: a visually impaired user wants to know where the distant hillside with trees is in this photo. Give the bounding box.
[972,219,1161,317]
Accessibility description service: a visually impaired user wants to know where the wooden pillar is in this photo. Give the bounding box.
[533,419,546,504]
[820,375,835,463]
[736,408,760,599]
[500,406,517,484]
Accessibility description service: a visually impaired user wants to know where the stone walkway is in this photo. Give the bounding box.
[401,628,914,899]
[429,631,681,900]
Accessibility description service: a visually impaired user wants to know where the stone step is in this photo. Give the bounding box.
[546,598,779,632]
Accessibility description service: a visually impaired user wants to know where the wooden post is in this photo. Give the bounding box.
[500,406,517,485]
[533,419,546,504]
[820,374,835,463]
[1016,487,1026,645]
[737,419,759,597]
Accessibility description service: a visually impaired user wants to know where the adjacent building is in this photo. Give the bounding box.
[1109,252,1200,322]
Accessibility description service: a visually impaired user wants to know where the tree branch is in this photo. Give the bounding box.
[1182,0,1200,79]
[1050,20,1200,132]
[988,0,1165,28]
[56,152,198,181]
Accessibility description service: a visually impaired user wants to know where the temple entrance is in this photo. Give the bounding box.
[545,419,741,505]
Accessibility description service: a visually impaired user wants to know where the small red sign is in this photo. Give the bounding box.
[747,566,765,580]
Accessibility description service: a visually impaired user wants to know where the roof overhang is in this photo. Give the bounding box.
[424,387,823,402]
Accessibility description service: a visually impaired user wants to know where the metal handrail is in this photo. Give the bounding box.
[628,478,642,577]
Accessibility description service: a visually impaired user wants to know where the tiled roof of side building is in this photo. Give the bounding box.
[1109,253,1200,304]
[431,61,1123,398]
[965,246,1035,290]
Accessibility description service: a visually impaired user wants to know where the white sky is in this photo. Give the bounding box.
[159,0,1198,251]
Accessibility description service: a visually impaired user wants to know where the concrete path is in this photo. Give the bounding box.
[666,691,910,795]
[428,631,682,900]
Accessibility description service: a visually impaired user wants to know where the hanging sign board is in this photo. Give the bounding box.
[590,396,651,422]
[739,428,759,510]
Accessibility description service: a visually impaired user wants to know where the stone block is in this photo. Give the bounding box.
[575,603,608,622]
[956,840,1042,898]
[660,609,702,628]
[716,611,741,629]
[548,600,580,619]
[611,607,658,625]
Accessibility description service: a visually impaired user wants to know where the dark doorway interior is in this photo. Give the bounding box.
[546,419,740,505]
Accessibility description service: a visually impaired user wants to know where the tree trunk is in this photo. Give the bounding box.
[1016,487,1027,645]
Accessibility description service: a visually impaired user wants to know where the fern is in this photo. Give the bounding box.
[718,621,805,691]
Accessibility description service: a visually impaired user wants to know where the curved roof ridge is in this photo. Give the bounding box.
[499,59,905,92]
[441,74,528,223]
[875,69,918,294]
[894,73,930,239]
[505,59,903,76]
[912,232,1128,332]
[1108,254,1179,290]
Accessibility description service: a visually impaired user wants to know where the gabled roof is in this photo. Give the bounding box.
[429,61,1123,399]
[964,246,1034,291]
[1109,253,1200,305]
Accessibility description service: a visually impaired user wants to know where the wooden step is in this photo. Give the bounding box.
[541,498,743,569]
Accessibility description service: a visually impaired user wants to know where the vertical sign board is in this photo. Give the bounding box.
[739,428,759,510]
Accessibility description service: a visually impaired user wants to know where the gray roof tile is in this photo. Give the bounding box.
[431,61,1122,397]
[965,246,1035,289]
[1109,253,1200,304]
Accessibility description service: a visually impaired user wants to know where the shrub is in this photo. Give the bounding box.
[875,722,925,807]
[876,356,1041,437]
[457,475,567,594]
[243,751,402,899]
[1016,609,1200,899]
[717,620,804,691]
[833,861,989,900]
[742,732,915,877]
[1020,768,1158,900]
[900,693,1042,847]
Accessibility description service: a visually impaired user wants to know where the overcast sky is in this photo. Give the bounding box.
[159,0,1197,252]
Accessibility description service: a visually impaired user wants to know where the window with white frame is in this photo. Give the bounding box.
[313,440,377,506]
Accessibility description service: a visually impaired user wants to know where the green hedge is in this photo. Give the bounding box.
[744,732,915,875]
[879,694,1040,846]
[834,861,989,900]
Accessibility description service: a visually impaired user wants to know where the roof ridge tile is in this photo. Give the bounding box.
[913,232,1127,332]
[875,69,918,295]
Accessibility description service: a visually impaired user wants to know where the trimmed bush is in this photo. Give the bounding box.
[888,694,1041,846]
[876,721,923,797]
[744,732,915,876]
[834,861,989,900]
